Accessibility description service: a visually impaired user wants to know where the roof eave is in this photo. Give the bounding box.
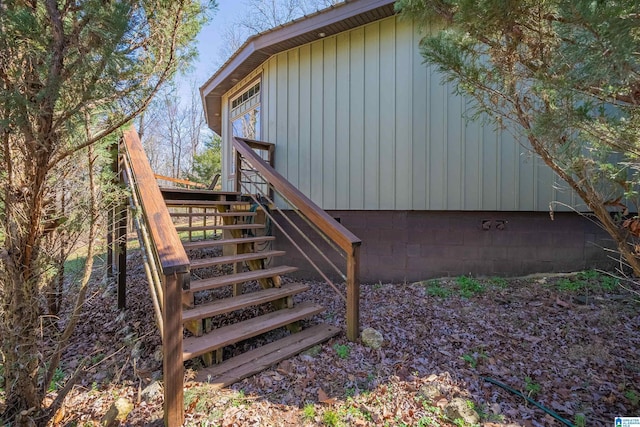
[200,0,396,135]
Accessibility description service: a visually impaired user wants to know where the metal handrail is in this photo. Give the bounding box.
[121,154,165,336]
[238,168,347,301]
[238,160,347,279]
[233,137,361,341]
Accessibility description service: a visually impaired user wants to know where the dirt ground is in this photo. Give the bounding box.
[3,249,639,427]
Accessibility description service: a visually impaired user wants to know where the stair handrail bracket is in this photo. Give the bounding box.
[119,127,187,427]
[233,136,362,341]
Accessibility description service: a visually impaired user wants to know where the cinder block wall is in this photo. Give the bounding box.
[271,211,615,283]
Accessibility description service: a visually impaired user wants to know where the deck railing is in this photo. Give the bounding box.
[108,129,360,427]
[233,137,362,340]
[118,128,186,427]
[154,173,208,189]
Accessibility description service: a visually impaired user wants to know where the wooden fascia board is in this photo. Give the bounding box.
[249,0,394,52]
[201,0,395,134]
[201,40,259,98]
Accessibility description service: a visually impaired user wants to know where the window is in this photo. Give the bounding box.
[229,81,261,175]
[231,82,260,109]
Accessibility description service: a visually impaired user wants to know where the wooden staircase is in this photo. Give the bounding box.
[115,128,360,426]
[161,188,340,387]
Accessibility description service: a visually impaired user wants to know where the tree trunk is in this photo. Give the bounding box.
[2,246,44,421]
[591,197,640,278]
[1,157,49,421]
[3,286,41,420]
[528,131,640,279]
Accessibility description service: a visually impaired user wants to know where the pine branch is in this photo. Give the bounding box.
[50,1,190,166]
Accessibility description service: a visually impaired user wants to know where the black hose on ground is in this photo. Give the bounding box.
[482,376,575,427]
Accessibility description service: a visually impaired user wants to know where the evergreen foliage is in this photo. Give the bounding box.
[0,1,215,423]
[187,134,222,186]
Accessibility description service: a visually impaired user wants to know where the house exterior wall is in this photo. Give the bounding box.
[215,15,616,280]
[221,15,582,212]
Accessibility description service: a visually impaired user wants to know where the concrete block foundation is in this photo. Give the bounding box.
[270,210,617,283]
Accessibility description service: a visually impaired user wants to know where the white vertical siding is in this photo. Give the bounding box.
[428,48,447,210]
[363,22,380,209]
[299,44,312,196]
[378,18,395,210]
[322,38,337,209]
[310,42,324,205]
[349,27,365,209]
[518,142,536,210]
[395,21,413,209]
[463,100,482,209]
[335,32,351,208]
[221,93,232,191]
[221,15,576,211]
[285,51,298,185]
[411,23,428,211]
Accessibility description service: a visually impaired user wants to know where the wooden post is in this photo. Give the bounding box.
[234,148,242,193]
[267,144,275,168]
[346,244,360,342]
[202,208,207,240]
[107,206,114,278]
[267,145,275,200]
[163,272,185,427]
[107,144,118,278]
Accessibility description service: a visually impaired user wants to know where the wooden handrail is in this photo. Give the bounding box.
[239,138,274,150]
[123,128,190,274]
[233,137,361,252]
[208,173,221,190]
[121,127,186,426]
[237,138,275,167]
[154,173,207,189]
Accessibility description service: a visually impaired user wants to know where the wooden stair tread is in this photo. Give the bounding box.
[194,324,340,385]
[182,235,275,251]
[189,265,298,293]
[165,199,250,207]
[182,282,310,323]
[182,302,324,360]
[190,250,286,270]
[175,223,263,232]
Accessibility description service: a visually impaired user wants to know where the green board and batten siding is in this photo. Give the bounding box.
[221,15,581,212]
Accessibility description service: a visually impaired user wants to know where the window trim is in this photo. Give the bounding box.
[227,77,262,179]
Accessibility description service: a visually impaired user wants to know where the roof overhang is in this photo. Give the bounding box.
[200,0,396,135]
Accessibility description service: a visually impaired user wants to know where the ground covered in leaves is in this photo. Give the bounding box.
[3,249,639,427]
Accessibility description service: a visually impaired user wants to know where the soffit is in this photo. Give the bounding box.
[200,0,397,135]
